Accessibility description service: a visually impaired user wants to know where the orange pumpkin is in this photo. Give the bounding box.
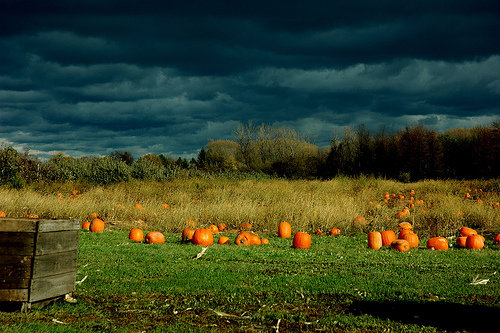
[89,218,105,233]
[398,229,413,239]
[459,227,477,237]
[209,224,219,234]
[278,221,292,238]
[162,203,169,209]
[456,236,467,248]
[391,239,410,252]
[367,231,382,250]
[250,233,262,245]
[182,228,195,242]
[427,237,448,250]
[81,221,91,230]
[186,220,196,227]
[89,212,99,220]
[402,232,419,248]
[235,231,253,245]
[315,229,323,235]
[218,223,227,231]
[145,231,165,244]
[261,238,269,245]
[352,216,366,226]
[330,228,341,236]
[293,232,311,249]
[192,229,213,246]
[218,236,230,245]
[466,234,484,250]
[134,203,145,211]
[381,230,397,246]
[494,234,500,246]
[239,222,253,230]
[0,211,6,218]
[129,228,144,242]
[398,222,413,230]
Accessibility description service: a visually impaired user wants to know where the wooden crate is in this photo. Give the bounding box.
[0,218,79,311]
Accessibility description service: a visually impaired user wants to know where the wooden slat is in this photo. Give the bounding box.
[35,230,79,255]
[0,232,35,255]
[0,289,29,302]
[0,255,32,280]
[29,271,76,302]
[38,219,80,232]
[32,251,78,279]
[0,218,37,232]
[0,279,30,289]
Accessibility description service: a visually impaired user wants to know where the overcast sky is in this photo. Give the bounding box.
[1,0,499,160]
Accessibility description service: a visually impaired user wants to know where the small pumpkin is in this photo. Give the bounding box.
[209,224,219,234]
[129,228,144,242]
[145,231,165,244]
[81,221,91,230]
[0,211,6,218]
[427,237,448,250]
[330,228,341,236]
[182,228,195,242]
[459,227,477,237]
[89,212,99,220]
[278,221,292,238]
[402,232,419,248]
[218,223,227,231]
[391,239,410,252]
[239,222,253,230]
[398,222,413,230]
[218,236,230,245]
[456,236,467,248]
[352,216,366,226]
[134,203,145,211]
[315,229,323,235]
[192,229,214,246]
[398,229,413,239]
[261,238,269,245]
[381,230,397,246]
[89,218,105,233]
[466,234,484,250]
[250,233,262,245]
[494,234,500,246]
[367,231,382,250]
[293,232,311,249]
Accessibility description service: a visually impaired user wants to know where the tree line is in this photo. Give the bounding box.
[1,120,499,187]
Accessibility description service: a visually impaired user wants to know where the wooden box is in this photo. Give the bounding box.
[0,218,79,311]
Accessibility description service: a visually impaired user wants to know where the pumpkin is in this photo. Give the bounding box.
[352,216,366,226]
[239,222,253,230]
[235,231,253,245]
[89,218,105,233]
[367,231,382,250]
[427,237,448,250]
[81,221,91,230]
[459,227,477,237]
[0,211,6,218]
[192,229,214,246]
[182,228,195,242]
[402,232,419,248]
[330,228,341,236]
[134,203,145,211]
[218,223,227,231]
[218,236,230,245]
[89,212,99,220]
[129,228,144,242]
[398,229,413,239]
[315,229,323,235]
[278,221,292,238]
[145,231,165,244]
[162,203,169,209]
[456,236,467,248]
[186,220,196,227]
[250,233,262,245]
[293,232,311,249]
[398,222,413,230]
[494,234,500,246]
[381,230,397,246]
[209,224,219,234]
[261,238,269,245]
[391,239,410,252]
[466,234,484,250]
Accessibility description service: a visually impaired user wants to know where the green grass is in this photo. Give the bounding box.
[1,230,499,332]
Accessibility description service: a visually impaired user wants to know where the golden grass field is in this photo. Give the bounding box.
[1,176,499,239]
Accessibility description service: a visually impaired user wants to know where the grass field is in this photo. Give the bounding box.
[1,177,499,332]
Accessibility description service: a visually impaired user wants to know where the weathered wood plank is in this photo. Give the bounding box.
[0,255,32,280]
[0,218,37,232]
[38,219,80,232]
[32,251,78,279]
[0,289,29,302]
[29,271,76,302]
[0,232,35,255]
[35,230,79,255]
[0,279,30,289]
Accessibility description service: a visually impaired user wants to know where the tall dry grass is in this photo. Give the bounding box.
[1,177,499,238]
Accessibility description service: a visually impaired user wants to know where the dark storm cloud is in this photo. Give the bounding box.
[0,0,499,159]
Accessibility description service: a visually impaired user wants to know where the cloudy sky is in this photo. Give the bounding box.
[1,1,499,160]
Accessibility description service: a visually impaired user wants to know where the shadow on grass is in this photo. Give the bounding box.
[349,299,498,332]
